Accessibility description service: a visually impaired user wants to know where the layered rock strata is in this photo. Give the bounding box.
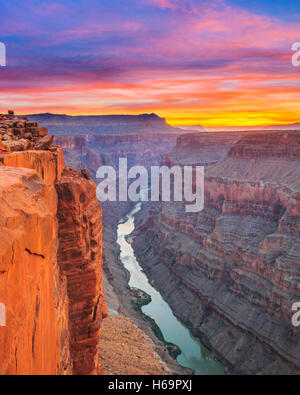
[53,130,191,374]
[0,166,71,375]
[162,131,244,166]
[0,112,106,375]
[133,130,300,375]
[56,169,107,375]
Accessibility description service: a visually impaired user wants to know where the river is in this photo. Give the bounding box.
[117,201,225,375]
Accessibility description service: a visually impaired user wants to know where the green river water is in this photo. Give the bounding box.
[116,202,225,375]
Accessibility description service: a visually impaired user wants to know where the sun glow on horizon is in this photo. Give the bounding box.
[9,108,300,128]
[1,0,300,127]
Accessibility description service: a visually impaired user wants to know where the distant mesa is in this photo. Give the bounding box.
[25,112,178,136]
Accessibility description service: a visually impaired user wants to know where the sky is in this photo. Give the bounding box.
[0,0,299,126]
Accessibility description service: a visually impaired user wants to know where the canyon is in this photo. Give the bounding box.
[52,119,300,374]
[51,117,192,374]
[0,111,183,375]
[5,109,299,375]
[133,130,300,374]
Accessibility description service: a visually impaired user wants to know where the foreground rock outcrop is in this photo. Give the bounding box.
[0,111,50,152]
[0,112,107,375]
[133,130,300,375]
[0,166,71,375]
[56,169,107,375]
[99,315,166,375]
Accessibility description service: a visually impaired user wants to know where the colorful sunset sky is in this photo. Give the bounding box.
[0,0,299,126]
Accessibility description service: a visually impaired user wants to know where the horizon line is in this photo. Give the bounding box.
[8,110,298,129]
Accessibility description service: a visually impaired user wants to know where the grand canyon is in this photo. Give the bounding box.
[1,0,300,378]
[0,109,298,375]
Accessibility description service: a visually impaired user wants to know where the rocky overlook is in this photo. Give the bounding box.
[0,111,54,152]
[0,111,107,375]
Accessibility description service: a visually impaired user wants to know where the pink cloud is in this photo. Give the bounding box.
[1,0,300,126]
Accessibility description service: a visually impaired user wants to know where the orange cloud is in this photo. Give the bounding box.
[0,0,300,126]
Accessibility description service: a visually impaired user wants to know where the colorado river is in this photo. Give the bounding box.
[117,201,225,375]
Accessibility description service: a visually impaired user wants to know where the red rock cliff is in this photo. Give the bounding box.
[56,169,107,375]
[0,112,106,375]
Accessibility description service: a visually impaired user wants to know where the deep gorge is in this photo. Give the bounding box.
[1,110,299,375]
[55,124,300,374]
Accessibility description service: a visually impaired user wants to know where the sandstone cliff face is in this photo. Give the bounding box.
[56,169,107,375]
[0,166,71,375]
[0,113,106,375]
[133,130,300,375]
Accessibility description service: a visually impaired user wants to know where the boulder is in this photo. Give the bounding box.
[35,134,54,151]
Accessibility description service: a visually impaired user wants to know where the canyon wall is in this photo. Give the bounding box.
[0,113,107,375]
[132,130,300,374]
[162,131,243,166]
[54,136,103,180]
[52,129,190,374]
[56,169,107,375]
[55,133,179,179]
[0,165,72,375]
[54,131,179,292]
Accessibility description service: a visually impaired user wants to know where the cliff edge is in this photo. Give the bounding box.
[0,112,107,375]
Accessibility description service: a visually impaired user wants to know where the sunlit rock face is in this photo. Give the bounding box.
[56,169,107,375]
[0,165,72,375]
[0,113,107,375]
[132,130,300,375]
